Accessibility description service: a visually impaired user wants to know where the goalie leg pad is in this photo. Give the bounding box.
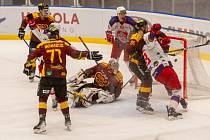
[96,90,115,103]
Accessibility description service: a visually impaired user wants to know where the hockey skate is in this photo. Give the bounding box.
[33,120,46,134]
[64,114,71,131]
[52,99,58,111]
[136,95,154,114]
[180,98,188,109]
[166,105,183,120]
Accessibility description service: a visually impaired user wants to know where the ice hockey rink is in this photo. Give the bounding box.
[0,40,210,140]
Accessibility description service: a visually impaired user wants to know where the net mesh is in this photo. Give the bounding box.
[164,29,210,99]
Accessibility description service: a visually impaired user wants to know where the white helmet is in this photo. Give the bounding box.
[109,58,119,74]
[116,6,126,14]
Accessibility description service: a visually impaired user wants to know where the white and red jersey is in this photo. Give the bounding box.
[142,32,172,77]
[108,16,136,44]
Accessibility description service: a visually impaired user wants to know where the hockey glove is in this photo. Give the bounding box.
[105,31,114,43]
[23,61,33,76]
[26,13,36,30]
[18,29,25,40]
[87,51,103,61]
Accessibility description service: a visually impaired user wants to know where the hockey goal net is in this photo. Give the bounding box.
[164,29,210,99]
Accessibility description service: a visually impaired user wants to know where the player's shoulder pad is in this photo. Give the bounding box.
[109,16,119,26]
[32,12,39,19]
[115,71,123,83]
[125,16,136,26]
[131,32,142,42]
[48,15,54,22]
[100,62,109,67]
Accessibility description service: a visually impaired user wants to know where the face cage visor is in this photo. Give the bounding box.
[40,8,50,18]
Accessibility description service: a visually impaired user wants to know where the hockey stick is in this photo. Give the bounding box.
[162,27,206,38]
[121,75,136,89]
[78,36,99,65]
[23,38,32,51]
[168,39,210,54]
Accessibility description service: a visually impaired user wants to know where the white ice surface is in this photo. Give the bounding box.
[0,40,210,140]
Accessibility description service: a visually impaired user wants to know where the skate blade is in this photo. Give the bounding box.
[168,115,183,121]
[34,129,47,134]
[52,108,57,111]
[136,107,154,115]
[65,126,71,131]
[29,79,34,82]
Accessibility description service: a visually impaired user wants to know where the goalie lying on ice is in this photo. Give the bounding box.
[67,59,123,107]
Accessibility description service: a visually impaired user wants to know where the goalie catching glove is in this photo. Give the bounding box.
[87,51,103,61]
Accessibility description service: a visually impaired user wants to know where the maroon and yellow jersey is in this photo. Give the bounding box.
[27,38,89,78]
[19,12,54,42]
[84,62,123,98]
[126,31,145,65]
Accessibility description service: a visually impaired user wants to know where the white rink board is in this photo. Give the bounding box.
[0,6,210,54]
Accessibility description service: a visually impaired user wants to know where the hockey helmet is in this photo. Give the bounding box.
[38,3,49,18]
[150,23,161,34]
[116,6,126,14]
[136,19,148,30]
[38,3,49,10]
[47,23,60,38]
[109,58,119,74]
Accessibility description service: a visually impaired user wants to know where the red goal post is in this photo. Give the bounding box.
[167,36,187,99]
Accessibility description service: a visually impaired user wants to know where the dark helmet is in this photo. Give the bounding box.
[136,19,148,30]
[47,23,59,39]
[38,3,49,11]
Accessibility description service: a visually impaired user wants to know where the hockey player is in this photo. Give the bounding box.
[68,58,123,107]
[126,19,154,114]
[142,23,184,120]
[23,24,102,133]
[18,3,54,81]
[106,6,137,84]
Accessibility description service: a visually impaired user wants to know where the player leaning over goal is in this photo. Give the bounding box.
[142,23,186,120]
[105,6,137,85]
[18,3,54,82]
[23,24,102,133]
[68,58,123,107]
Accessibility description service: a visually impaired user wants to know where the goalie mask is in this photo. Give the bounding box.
[38,3,50,18]
[109,58,119,74]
